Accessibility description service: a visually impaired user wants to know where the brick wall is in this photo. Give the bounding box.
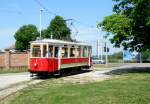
[0,53,5,68]
[0,52,29,69]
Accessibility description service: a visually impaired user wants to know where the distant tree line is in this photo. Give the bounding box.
[14,16,71,51]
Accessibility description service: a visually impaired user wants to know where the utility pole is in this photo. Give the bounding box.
[104,34,108,65]
[97,40,100,59]
[40,9,44,39]
[98,28,103,60]
[140,52,142,63]
[122,50,124,63]
[101,33,103,61]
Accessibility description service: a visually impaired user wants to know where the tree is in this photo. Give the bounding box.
[98,0,150,52]
[44,16,72,41]
[14,24,39,51]
[141,50,150,62]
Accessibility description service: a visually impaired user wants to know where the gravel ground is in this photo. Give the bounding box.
[60,70,111,84]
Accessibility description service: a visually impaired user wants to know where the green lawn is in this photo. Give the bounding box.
[7,72,150,104]
[0,68,27,74]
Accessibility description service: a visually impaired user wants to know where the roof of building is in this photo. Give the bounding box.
[31,39,91,46]
[5,44,16,51]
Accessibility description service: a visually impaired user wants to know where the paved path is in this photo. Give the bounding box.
[0,72,30,90]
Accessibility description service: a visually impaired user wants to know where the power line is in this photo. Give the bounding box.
[74,19,95,28]
[33,0,57,16]
[33,0,96,29]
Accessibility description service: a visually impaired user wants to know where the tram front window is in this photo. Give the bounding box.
[32,45,41,57]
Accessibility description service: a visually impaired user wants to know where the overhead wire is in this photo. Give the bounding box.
[33,0,99,42]
[33,0,96,29]
[33,0,57,16]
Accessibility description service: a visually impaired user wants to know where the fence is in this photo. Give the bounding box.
[0,51,29,69]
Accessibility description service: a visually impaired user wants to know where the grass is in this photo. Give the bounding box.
[0,68,28,74]
[7,72,150,104]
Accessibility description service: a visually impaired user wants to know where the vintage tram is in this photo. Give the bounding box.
[29,39,92,75]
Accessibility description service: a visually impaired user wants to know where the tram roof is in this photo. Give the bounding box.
[31,39,91,46]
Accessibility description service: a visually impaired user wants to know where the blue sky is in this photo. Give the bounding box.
[0,0,121,54]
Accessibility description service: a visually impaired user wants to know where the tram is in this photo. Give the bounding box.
[29,39,92,75]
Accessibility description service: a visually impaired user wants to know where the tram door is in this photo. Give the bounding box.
[47,45,59,72]
[54,46,59,71]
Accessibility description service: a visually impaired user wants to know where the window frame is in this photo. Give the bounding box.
[31,44,42,58]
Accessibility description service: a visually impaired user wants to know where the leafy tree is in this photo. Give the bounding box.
[98,0,150,52]
[44,16,72,41]
[141,50,150,62]
[14,24,39,51]
[99,14,131,49]
[109,51,123,60]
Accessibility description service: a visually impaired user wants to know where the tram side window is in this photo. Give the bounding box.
[54,47,58,57]
[88,46,92,56]
[83,46,88,57]
[77,47,81,57]
[43,45,47,57]
[32,45,41,57]
[48,45,53,57]
[62,47,68,58]
[70,47,75,57]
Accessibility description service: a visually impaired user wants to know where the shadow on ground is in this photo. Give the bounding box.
[105,67,150,75]
[32,68,92,79]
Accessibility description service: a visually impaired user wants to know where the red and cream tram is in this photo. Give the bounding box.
[29,39,92,75]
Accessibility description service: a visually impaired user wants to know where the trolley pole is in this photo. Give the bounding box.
[40,9,43,39]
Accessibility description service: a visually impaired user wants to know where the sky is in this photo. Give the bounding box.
[0,0,122,55]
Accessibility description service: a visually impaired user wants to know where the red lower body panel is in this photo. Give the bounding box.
[29,58,58,73]
[29,58,90,73]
